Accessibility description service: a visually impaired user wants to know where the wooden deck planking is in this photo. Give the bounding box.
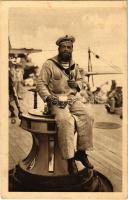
[92,140,122,166]
[90,151,122,177]
[93,134,122,157]
[88,104,122,191]
[93,137,122,156]
[9,89,122,191]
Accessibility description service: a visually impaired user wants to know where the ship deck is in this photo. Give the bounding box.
[9,88,122,192]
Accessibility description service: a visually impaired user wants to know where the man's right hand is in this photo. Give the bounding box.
[46,95,59,105]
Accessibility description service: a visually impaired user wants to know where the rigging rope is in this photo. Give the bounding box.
[90,50,122,73]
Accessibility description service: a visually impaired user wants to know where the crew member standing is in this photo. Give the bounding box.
[37,35,93,175]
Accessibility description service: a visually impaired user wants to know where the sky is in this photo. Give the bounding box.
[8,1,127,87]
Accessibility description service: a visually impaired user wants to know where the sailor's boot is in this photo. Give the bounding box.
[67,158,78,175]
[75,150,93,169]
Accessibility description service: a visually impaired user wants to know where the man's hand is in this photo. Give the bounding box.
[46,95,59,105]
[67,80,78,89]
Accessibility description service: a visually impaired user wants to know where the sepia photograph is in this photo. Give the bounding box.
[1,1,127,199]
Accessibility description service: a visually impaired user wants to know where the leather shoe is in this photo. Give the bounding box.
[75,150,93,169]
[67,158,78,175]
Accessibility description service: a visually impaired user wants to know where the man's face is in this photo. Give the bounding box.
[58,42,73,62]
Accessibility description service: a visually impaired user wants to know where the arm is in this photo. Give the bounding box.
[36,61,51,102]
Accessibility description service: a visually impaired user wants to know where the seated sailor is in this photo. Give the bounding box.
[37,35,93,175]
[106,86,122,114]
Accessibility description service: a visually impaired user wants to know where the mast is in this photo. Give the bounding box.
[88,47,94,86]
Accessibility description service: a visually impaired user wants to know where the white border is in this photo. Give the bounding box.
[0,1,127,199]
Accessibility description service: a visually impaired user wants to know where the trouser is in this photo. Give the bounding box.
[14,81,24,98]
[51,100,93,159]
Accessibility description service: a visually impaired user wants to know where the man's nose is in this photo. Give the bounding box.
[64,47,69,52]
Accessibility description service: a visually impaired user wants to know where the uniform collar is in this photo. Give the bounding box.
[50,55,75,67]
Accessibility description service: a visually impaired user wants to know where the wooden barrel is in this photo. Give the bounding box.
[20,109,84,176]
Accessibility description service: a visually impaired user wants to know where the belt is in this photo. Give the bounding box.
[51,98,78,108]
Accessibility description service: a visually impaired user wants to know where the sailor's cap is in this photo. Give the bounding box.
[56,35,75,46]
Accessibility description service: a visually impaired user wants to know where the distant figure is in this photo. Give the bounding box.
[93,87,105,104]
[105,86,122,114]
[9,64,23,122]
[23,66,40,86]
[14,64,24,100]
[79,69,94,104]
[33,66,40,86]
[37,35,93,175]
[107,80,117,97]
[9,69,16,118]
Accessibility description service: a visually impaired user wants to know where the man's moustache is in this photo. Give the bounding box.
[62,52,71,55]
[59,52,71,61]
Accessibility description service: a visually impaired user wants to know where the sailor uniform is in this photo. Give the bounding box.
[37,55,93,159]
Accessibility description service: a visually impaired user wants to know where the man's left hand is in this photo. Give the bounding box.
[68,80,78,89]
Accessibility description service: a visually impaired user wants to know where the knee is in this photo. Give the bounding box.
[55,113,74,127]
[56,114,70,123]
[83,107,94,121]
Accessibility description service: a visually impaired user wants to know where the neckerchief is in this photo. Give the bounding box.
[48,58,75,79]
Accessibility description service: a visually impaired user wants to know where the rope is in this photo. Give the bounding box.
[90,50,122,73]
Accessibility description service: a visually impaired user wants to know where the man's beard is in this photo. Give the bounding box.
[59,52,72,62]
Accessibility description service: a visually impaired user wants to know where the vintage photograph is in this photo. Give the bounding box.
[1,0,127,199]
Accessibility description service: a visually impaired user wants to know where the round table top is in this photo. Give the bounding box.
[22,109,56,122]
